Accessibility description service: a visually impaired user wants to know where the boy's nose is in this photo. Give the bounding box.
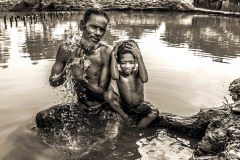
[126,63,131,67]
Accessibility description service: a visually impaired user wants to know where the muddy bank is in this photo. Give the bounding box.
[0,0,194,12]
[152,77,240,159]
[1,0,240,18]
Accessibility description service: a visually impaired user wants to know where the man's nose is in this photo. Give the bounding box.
[95,28,101,36]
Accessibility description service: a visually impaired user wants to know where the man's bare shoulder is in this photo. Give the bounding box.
[58,43,70,54]
[56,43,71,61]
[99,43,112,59]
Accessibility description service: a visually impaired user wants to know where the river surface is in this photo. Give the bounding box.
[0,11,239,160]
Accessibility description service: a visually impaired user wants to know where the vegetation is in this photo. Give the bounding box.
[0,0,194,12]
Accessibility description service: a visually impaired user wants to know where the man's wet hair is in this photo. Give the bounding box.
[116,40,138,62]
[83,8,110,24]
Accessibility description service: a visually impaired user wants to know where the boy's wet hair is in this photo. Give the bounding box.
[83,8,110,24]
[117,40,138,62]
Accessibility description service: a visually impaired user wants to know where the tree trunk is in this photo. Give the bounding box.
[152,103,240,159]
[39,0,42,11]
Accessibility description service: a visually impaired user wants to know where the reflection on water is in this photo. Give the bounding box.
[163,14,240,60]
[1,12,240,63]
[2,120,58,160]
[0,11,240,159]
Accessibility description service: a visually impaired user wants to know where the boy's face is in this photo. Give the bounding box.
[81,14,108,51]
[119,53,136,75]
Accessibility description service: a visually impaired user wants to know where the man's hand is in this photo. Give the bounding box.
[70,58,85,81]
[122,113,130,124]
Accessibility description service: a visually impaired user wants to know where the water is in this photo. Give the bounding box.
[0,11,240,159]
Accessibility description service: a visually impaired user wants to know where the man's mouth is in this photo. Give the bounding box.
[90,37,100,43]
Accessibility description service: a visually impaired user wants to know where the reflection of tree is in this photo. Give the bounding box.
[1,11,240,64]
[0,52,9,63]
[0,19,10,64]
[22,14,79,61]
[0,43,10,63]
[23,23,56,61]
[163,15,240,60]
[103,11,161,44]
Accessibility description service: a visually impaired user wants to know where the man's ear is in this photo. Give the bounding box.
[80,20,85,31]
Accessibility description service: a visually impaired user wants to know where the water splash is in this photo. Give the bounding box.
[56,32,90,104]
[50,33,99,152]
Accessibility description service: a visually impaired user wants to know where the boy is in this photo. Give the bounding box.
[104,40,159,128]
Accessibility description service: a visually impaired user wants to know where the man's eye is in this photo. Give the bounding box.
[91,25,97,29]
[100,28,105,32]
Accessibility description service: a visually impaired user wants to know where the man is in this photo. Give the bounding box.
[49,8,111,106]
[36,8,122,138]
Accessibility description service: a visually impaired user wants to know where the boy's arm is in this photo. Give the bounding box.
[125,42,148,83]
[136,55,148,83]
[111,52,119,80]
[49,44,68,87]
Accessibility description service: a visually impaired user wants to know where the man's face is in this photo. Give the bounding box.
[119,53,136,75]
[81,14,108,51]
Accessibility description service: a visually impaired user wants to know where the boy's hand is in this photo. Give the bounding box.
[125,42,142,59]
[112,41,123,56]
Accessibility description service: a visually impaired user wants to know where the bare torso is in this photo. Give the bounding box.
[84,46,104,84]
[117,71,144,107]
[79,44,110,105]
[61,43,111,106]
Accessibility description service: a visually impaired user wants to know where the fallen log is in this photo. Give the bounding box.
[152,77,240,159]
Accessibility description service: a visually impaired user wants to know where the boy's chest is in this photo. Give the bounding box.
[118,76,142,92]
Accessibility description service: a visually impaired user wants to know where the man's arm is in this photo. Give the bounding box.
[49,44,69,87]
[104,87,129,121]
[96,46,112,94]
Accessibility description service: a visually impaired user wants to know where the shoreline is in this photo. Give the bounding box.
[103,7,240,18]
[1,8,240,19]
[1,0,240,18]
[193,7,240,17]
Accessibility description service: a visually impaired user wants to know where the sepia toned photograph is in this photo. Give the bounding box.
[0,0,240,159]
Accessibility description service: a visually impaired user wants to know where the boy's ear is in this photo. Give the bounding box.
[80,20,85,31]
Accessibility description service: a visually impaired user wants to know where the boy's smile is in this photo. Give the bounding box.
[119,53,136,75]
